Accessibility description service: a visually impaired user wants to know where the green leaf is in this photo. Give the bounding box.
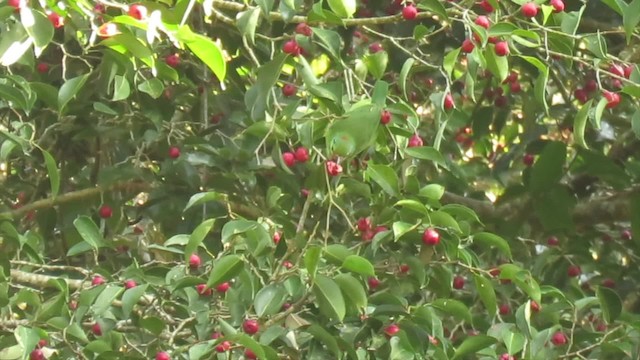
[623,0,640,44]
[371,80,389,106]
[443,48,460,78]
[503,330,525,355]
[122,284,148,318]
[245,54,287,120]
[419,184,445,200]
[58,73,90,113]
[15,326,39,360]
[584,33,608,59]
[91,285,124,316]
[473,232,512,259]
[418,0,449,21]
[207,255,244,287]
[311,27,342,60]
[596,286,622,323]
[593,97,608,129]
[431,299,472,323]
[452,335,497,360]
[102,33,153,59]
[306,325,341,357]
[573,100,593,149]
[334,274,367,310]
[181,29,226,82]
[0,84,28,110]
[112,75,130,101]
[394,200,429,216]
[365,163,399,197]
[313,274,346,321]
[430,210,462,234]
[254,283,288,317]
[185,218,215,262]
[561,5,585,36]
[323,244,352,264]
[40,148,60,198]
[342,255,375,277]
[184,192,225,212]
[364,51,388,80]
[399,58,415,100]
[473,274,497,316]
[327,0,356,18]
[631,193,640,249]
[485,45,509,82]
[534,185,575,232]
[73,216,105,250]
[137,78,164,99]
[20,8,53,51]
[304,246,322,280]
[326,103,380,157]
[404,146,448,168]
[530,141,566,193]
[236,7,261,45]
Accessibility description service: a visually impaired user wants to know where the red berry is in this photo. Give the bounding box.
[521,2,539,17]
[499,354,516,360]
[282,40,301,56]
[29,349,44,360]
[98,23,119,38]
[461,39,475,53]
[443,93,455,109]
[610,64,625,77]
[624,65,633,78]
[369,42,383,53]
[211,332,223,339]
[475,15,490,28]
[601,278,616,288]
[567,265,581,277]
[550,0,564,12]
[295,22,313,36]
[156,352,170,360]
[547,236,559,246]
[584,79,598,92]
[523,153,535,166]
[36,62,49,74]
[273,231,282,244]
[374,225,388,234]
[574,88,588,104]
[490,268,501,277]
[37,339,47,348]
[622,229,632,240]
[361,230,374,241]
[8,0,26,10]
[216,282,230,293]
[283,260,293,269]
[243,319,260,334]
[128,4,147,20]
[399,264,410,274]
[325,161,342,176]
[510,82,521,93]
[293,147,309,163]
[196,284,213,296]
[530,300,541,312]
[98,205,112,219]
[92,322,102,336]
[499,303,511,315]
[189,254,201,269]
[210,112,224,124]
[282,84,297,97]
[422,228,440,245]
[402,4,418,20]
[368,277,380,289]
[380,110,392,125]
[165,54,180,68]
[408,134,424,147]
[478,0,493,12]
[357,217,372,232]
[494,41,509,56]
[301,188,310,197]
[124,280,137,289]
[282,152,296,167]
[48,12,65,28]
[168,146,181,159]
[551,331,567,346]
[244,349,257,360]
[494,95,508,107]
[452,276,465,290]
[603,90,621,108]
[215,341,231,353]
[69,300,78,310]
[384,324,400,337]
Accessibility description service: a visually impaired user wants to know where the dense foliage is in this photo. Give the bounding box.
[1,0,640,359]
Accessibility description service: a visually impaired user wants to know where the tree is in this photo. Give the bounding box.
[0,0,639,358]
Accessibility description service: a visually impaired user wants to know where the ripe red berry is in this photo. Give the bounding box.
[8,0,26,10]
[361,230,374,241]
[523,153,535,166]
[189,254,201,268]
[124,280,137,289]
[48,12,64,28]
[624,65,633,78]
[374,225,388,234]
[584,79,598,92]
[494,41,509,56]
[357,217,372,232]
[380,110,392,125]
[399,264,410,274]
[452,276,465,290]
[574,88,588,104]
[547,236,559,246]
[295,22,313,36]
[499,354,516,360]
[402,4,418,20]
[550,0,564,12]
[168,146,181,159]
[384,324,400,337]
[408,134,423,148]
[244,349,257,359]
[165,54,180,68]
[216,282,230,293]
[494,95,508,107]
[601,278,616,288]
[37,339,47,348]
[422,228,440,245]
[368,277,380,289]
[530,300,541,312]
[98,23,119,38]
[156,352,170,360]
[521,2,538,18]
[369,42,383,53]
[510,82,521,93]
[282,83,297,97]
[443,93,455,109]
[475,15,490,28]
[294,147,309,162]
[29,349,44,360]
[273,231,282,244]
[92,322,102,336]
[551,331,567,346]
[325,160,342,176]
[283,260,293,269]
[282,152,296,167]
[282,40,301,55]
[603,90,621,108]
[196,284,213,296]
[98,205,112,219]
[215,340,231,353]
[461,39,475,53]
[478,0,493,12]
[128,4,147,20]
[37,63,49,74]
[499,303,511,315]
[610,64,625,77]
[243,319,260,335]
[567,265,581,277]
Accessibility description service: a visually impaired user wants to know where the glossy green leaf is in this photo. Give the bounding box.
[185,218,215,262]
[137,78,164,99]
[419,184,445,200]
[91,285,124,316]
[122,284,149,318]
[452,335,497,360]
[112,75,130,101]
[207,255,244,287]
[236,7,261,45]
[364,51,388,80]
[365,163,399,197]
[304,246,322,280]
[573,100,593,149]
[431,299,472,323]
[326,103,380,157]
[254,283,288,317]
[473,232,512,259]
[20,8,53,50]
[530,141,566,193]
[181,29,226,82]
[596,286,622,323]
[313,275,346,321]
[623,0,640,44]
[342,255,375,277]
[327,0,356,18]
[73,216,105,250]
[474,274,497,316]
[334,273,367,310]
[404,146,448,168]
[58,73,90,113]
[40,148,60,198]
[399,58,414,100]
[184,191,225,212]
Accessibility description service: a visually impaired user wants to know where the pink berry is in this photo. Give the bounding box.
[461,39,475,53]
[48,12,65,28]
[368,277,380,289]
[443,93,455,109]
[216,282,230,293]
[92,322,102,336]
[98,205,112,219]
[36,63,49,74]
[494,41,509,56]
[603,90,621,108]
[422,228,440,245]
[402,4,418,20]
[499,303,511,315]
[294,147,309,162]
[384,324,400,337]
[547,236,559,246]
[369,42,383,53]
[243,319,260,334]
[521,2,538,18]
[357,217,372,231]
[282,40,301,55]
[124,280,137,289]
[165,54,180,68]
[550,0,564,12]
[282,152,296,167]
[282,83,297,97]
[551,331,567,346]
[523,153,535,166]
[408,134,423,148]
[326,160,342,176]
[295,22,313,36]
[567,265,581,277]
[189,254,201,269]
[128,4,147,20]
[380,109,392,125]
[156,352,170,360]
[475,15,490,28]
[168,146,181,159]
